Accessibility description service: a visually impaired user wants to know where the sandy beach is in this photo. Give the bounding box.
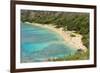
[26,22,87,52]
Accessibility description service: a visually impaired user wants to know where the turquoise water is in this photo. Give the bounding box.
[21,22,77,62]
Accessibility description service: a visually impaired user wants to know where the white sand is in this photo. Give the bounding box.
[27,22,87,52]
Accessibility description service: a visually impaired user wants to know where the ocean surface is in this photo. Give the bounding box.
[21,22,77,62]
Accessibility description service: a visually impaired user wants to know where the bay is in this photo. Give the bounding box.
[21,22,77,62]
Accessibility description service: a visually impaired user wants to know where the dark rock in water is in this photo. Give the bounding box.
[77,49,83,52]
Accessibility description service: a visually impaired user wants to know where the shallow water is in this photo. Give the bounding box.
[21,22,77,62]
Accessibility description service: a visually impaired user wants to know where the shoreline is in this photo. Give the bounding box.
[25,22,87,52]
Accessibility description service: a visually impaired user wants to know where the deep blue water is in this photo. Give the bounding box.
[21,22,77,62]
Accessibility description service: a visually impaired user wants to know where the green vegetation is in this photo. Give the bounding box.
[21,10,89,60]
[47,49,89,61]
[70,34,76,37]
